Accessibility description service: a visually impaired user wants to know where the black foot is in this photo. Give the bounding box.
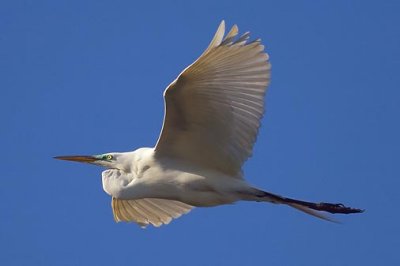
[314,202,364,214]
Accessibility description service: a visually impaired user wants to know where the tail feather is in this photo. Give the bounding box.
[288,203,337,223]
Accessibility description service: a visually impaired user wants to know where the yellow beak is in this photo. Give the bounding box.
[54,155,98,163]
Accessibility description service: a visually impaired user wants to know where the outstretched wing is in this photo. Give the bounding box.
[154,21,271,177]
[112,198,193,228]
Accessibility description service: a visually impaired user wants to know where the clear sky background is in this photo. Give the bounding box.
[1,1,399,265]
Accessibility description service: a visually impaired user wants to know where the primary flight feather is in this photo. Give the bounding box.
[55,21,363,228]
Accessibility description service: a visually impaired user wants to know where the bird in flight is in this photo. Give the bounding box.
[55,21,363,227]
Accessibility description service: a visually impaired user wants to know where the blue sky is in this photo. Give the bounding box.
[1,0,399,265]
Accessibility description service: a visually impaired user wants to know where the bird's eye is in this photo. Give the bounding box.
[104,154,113,160]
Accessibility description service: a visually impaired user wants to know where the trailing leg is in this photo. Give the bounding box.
[246,188,364,221]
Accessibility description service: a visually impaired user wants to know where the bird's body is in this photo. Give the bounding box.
[102,148,251,206]
[55,21,363,227]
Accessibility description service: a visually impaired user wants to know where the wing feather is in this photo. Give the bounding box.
[155,21,271,177]
[112,198,193,228]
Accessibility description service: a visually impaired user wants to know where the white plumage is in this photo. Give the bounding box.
[112,198,192,228]
[55,21,363,228]
[155,21,270,177]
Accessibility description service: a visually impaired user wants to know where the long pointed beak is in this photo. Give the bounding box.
[54,155,98,163]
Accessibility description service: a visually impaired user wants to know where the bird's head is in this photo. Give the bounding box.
[54,153,125,170]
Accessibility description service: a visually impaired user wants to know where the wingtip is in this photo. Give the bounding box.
[232,24,238,32]
[200,20,226,56]
[217,20,225,35]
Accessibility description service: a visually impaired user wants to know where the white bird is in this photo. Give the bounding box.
[55,21,363,228]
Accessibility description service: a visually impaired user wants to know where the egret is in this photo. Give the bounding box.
[55,21,363,228]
